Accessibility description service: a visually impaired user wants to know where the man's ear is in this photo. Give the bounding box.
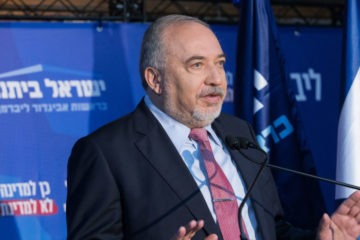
[144,67,162,95]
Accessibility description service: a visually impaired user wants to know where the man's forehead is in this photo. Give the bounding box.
[163,21,213,39]
[162,22,223,57]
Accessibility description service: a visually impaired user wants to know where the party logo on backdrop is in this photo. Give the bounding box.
[0,64,108,115]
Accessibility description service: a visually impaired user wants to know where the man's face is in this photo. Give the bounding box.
[160,22,227,128]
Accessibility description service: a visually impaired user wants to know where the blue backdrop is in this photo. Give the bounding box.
[0,22,342,239]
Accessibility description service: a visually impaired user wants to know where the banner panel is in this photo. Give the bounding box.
[0,22,342,239]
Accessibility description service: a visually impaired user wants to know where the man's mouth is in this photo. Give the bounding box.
[197,87,225,104]
[201,93,222,103]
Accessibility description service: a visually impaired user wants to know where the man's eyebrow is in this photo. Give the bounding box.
[185,53,226,65]
[218,53,227,59]
[185,56,205,65]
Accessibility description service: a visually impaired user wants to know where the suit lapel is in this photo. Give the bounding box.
[132,101,222,237]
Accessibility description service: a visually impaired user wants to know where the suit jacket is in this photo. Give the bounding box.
[66,100,301,240]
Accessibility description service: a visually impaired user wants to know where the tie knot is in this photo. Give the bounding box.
[189,128,209,143]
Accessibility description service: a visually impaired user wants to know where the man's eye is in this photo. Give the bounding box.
[193,62,201,68]
[218,60,225,67]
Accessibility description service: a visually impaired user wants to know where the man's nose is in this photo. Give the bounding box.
[205,65,226,86]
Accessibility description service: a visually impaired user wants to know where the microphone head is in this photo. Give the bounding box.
[225,136,250,150]
[225,135,239,149]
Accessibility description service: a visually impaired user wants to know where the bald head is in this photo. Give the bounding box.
[139,15,211,90]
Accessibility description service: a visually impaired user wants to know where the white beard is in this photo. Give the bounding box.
[190,104,222,126]
[162,87,224,128]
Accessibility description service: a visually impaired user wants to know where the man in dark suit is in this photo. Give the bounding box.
[66,15,360,240]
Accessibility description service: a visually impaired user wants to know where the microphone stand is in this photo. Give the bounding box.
[244,153,360,191]
[226,136,269,240]
[227,135,360,191]
[226,135,360,240]
[237,152,267,240]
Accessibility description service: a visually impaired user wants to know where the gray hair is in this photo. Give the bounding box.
[139,15,210,89]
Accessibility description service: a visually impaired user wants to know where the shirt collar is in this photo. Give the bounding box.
[205,125,222,147]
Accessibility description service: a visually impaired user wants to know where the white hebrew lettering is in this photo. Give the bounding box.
[0,81,43,99]
[18,182,32,197]
[29,180,36,195]
[58,81,72,98]
[8,104,20,113]
[290,68,322,102]
[290,73,307,101]
[43,79,106,98]
[27,81,43,98]
[0,184,14,198]
[71,102,90,111]
[39,181,51,198]
[81,80,106,97]
[15,183,24,196]
[81,80,93,97]
[0,181,37,198]
[44,78,59,98]
[40,199,48,213]
[0,202,14,216]
[53,103,69,112]
[6,81,23,99]
[20,104,30,112]
[301,73,311,90]
[20,81,29,93]
[308,68,322,101]
[70,80,83,97]
[31,104,42,112]
[14,201,24,215]
[30,199,37,213]
[39,198,53,213]
[23,201,32,215]
[0,105,8,113]
[0,82,8,98]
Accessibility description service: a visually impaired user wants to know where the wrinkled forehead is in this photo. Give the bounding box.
[161,21,223,58]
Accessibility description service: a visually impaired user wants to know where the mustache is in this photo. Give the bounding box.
[197,87,225,98]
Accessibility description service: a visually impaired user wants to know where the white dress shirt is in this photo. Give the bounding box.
[144,95,261,240]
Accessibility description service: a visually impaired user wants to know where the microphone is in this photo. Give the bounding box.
[226,135,360,240]
[226,135,264,152]
[225,136,268,240]
[226,135,360,191]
